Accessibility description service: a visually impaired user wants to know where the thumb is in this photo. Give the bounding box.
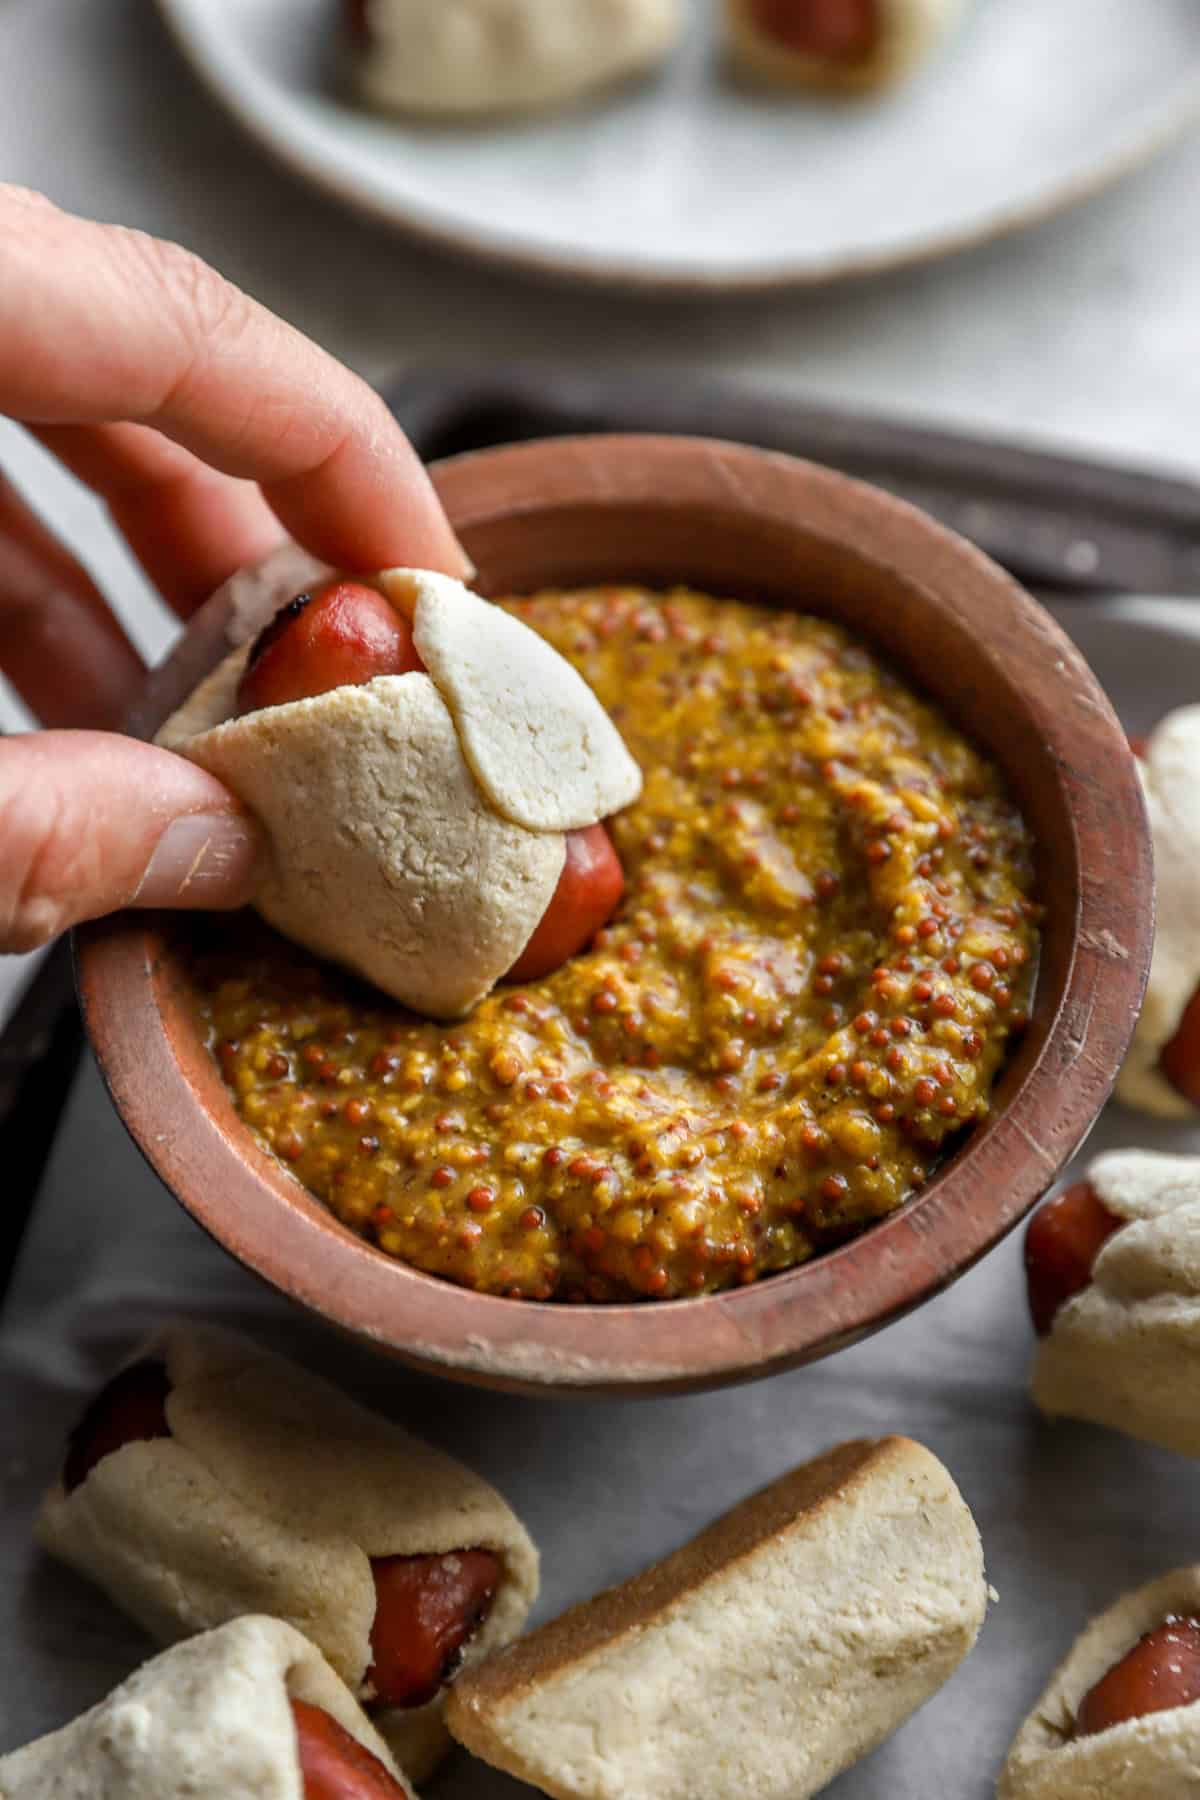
[0,731,262,952]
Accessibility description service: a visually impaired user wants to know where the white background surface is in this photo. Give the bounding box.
[3,3,1200,1792]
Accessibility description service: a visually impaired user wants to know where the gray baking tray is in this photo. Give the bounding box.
[1,596,1198,1797]
[4,368,1200,1793]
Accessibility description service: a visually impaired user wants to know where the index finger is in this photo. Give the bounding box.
[0,186,469,579]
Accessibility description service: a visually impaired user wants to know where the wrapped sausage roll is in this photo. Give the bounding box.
[37,1325,539,1784]
[156,553,641,1019]
[1116,707,1200,1118]
[0,1616,414,1799]
[724,0,965,95]
[344,0,684,119]
[447,1435,987,1800]
[1000,1568,1200,1799]
[1025,1150,1200,1459]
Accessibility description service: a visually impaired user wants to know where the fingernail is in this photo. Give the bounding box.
[134,812,262,910]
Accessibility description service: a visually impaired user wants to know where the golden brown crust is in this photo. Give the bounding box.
[452,1437,893,1703]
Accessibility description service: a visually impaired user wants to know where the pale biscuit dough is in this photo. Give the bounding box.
[381,568,643,832]
[218,542,333,648]
[725,0,964,94]
[158,556,643,1016]
[156,642,251,754]
[38,1325,539,1786]
[163,666,565,1017]
[352,0,683,118]
[999,1567,1200,1800]
[448,1436,987,1800]
[1116,707,1200,1119]
[0,1615,413,1800]
[1031,1150,1200,1458]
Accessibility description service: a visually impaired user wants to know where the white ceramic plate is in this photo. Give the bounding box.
[155,0,1200,293]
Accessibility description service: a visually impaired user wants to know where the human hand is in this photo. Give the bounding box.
[0,184,468,953]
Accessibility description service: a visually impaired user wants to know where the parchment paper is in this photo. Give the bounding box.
[2,598,1198,1798]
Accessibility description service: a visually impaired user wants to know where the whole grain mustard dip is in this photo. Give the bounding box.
[190,586,1039,1303]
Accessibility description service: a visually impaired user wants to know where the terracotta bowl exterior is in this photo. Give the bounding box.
[77,437,1153,1395]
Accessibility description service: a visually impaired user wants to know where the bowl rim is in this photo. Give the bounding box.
[77,434,1154,1395]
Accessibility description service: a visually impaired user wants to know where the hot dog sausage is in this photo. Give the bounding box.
[236,581,424,717]
[344,0,370,45]
[1076,1615,1200,1737]
[1159,989,1200,1111]
[748,0,881,61]
[368,1549,501,1710]
[1024,1181,1122,1337]
[291,1699,410,1799]
[62,1360,172,1495]
[506,821,625,982]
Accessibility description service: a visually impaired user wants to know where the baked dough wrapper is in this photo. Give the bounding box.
[0,1615,414,1800]
[351,0,683,118]
[1031,1149,1200,1459]
[157,553,642,1019]
[448,1435,987,1800]
[724,0,965,94]
[37,1325,539,1786]
[1115,706,1200,1119]
[999,1567,1200,1800]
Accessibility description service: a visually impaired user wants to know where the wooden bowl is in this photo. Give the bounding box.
[77,437,1153,1396]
